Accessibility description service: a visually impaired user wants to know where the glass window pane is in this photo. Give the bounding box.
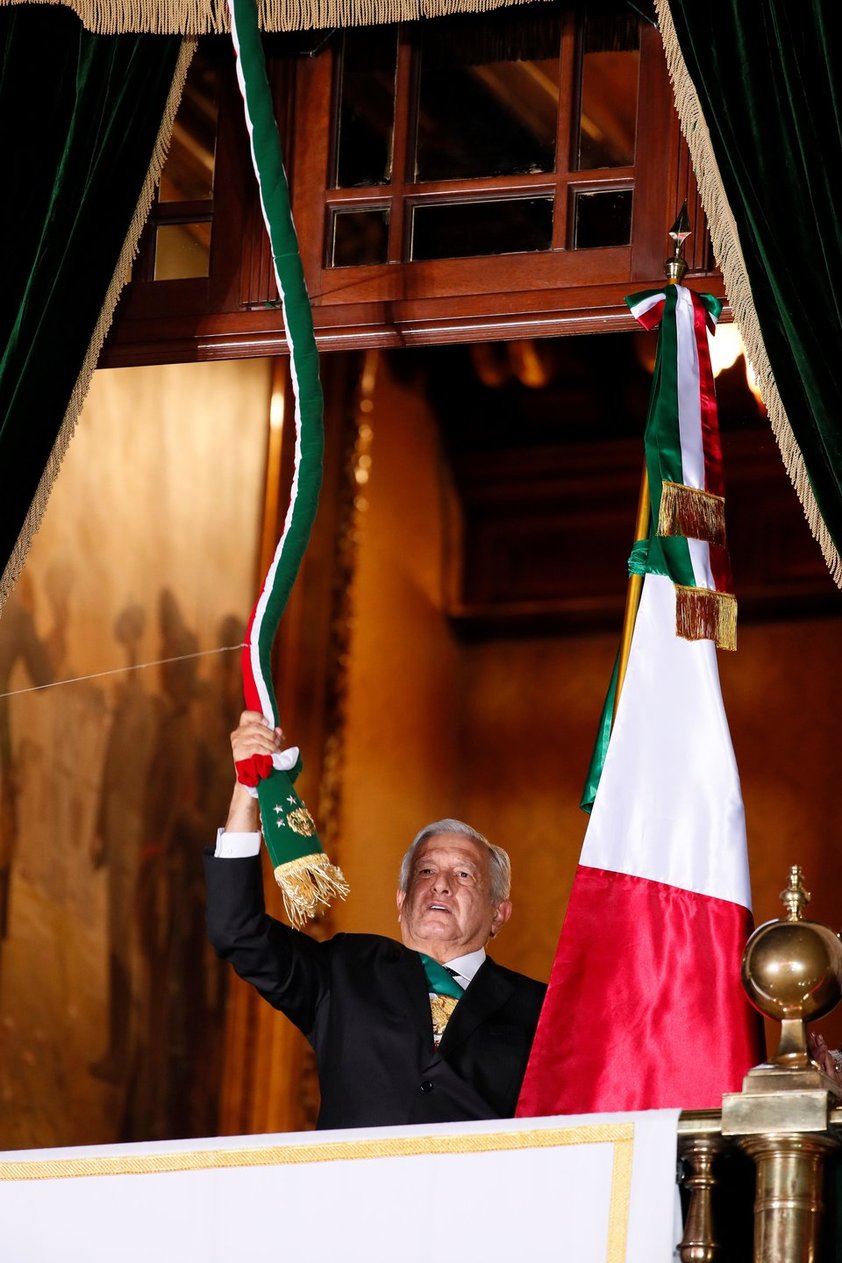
[159,44,220,202]
[410,197,554,261]
[333,26,398,188]
[575,13,639,170]
[328,208,390,267]
[154,223,211,279]
[414,8,562,182]
[572,188,632,249]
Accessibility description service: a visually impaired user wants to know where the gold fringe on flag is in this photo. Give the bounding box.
[675,585,737,652]
[274,853,350,929]
[658,480,726,547]
[654,0,842,589]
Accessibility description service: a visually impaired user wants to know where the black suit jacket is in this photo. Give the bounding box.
[204,851,546,1129]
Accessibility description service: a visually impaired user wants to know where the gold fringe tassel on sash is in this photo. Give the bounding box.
[658,480,726,547]
[2,0,549,36]
[654,0,842,588]
[674,584,737,652]
[0,39,196,613]
[274,853,350,929]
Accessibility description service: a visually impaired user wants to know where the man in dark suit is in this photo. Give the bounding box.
[204,712,546,1130]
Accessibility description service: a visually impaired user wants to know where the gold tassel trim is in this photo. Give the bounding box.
[429,994,458,1044]
[0,39,196,614]
[18,0,548,36]
[274,852,350,928]
[675,584,737,651]
[654,0,842,589]
[658,480,726,546]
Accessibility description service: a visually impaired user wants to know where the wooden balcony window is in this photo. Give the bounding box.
[103,5,718,367]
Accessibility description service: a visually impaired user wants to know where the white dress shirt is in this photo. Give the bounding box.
[441,948,486,991]
[214,827,261,858]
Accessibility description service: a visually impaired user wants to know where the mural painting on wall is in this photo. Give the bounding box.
[0,359,271,1150]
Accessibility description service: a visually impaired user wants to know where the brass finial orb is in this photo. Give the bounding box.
[741,866,842,1066]
[665,201,691,283]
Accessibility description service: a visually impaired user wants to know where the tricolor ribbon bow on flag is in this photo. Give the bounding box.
[517,279,763,1118]
[229,0,348,926]
[628,280,736,650]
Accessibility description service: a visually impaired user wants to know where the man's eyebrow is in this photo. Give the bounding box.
[415,855,480,871]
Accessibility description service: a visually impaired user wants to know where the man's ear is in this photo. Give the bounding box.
[489,900,512,938]
[396,888,405,918]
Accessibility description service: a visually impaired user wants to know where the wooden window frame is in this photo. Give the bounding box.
[102,16,721,369]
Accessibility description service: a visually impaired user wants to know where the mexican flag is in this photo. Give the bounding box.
[517,284,763,1116]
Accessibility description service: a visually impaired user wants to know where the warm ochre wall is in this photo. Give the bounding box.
[720,618,842,933]
[457,633,616,983]
[720,618,842,1050]
[334,353,842,1052]
[335,356,463,938]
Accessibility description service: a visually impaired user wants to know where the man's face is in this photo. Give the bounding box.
[396,834,511,963]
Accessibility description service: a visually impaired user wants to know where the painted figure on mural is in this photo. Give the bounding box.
[191,613,245,1124]
[90,603,158,1109]
[129,589,204,1139]
[125,592,237,1140]
[0,573,63,944]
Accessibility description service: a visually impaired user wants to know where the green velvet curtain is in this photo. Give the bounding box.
[658,0,842,585]
[0,6,186,605]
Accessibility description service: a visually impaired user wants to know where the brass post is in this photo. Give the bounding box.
[722,865,842,1262]
[739,1133,836,1263]
[677,1131,728,1262]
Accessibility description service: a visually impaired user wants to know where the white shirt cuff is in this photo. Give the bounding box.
[214,827,262,858]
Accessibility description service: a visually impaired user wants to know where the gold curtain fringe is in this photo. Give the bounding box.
[658,479,726,546]
[4,0,547,36]
[654,0,842,590]
[674,584,737,651]
[0,39,196,614]
[274,852,350,928]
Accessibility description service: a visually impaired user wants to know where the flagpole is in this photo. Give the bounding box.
[611,204,691,727]
[612,466,650,725]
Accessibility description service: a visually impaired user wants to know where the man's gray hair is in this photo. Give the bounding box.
[398,819,511,904]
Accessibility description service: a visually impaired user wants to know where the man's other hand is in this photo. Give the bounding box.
[809,1032,842,1084]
